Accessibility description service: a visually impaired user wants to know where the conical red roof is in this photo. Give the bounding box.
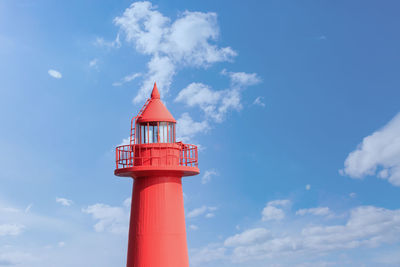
[137,83,176,123]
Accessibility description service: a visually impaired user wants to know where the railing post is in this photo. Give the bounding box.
[185,145,188,166]
[195,147,198,167]
[116,147,118,169]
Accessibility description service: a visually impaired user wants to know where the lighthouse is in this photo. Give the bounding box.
[115,83,199,267]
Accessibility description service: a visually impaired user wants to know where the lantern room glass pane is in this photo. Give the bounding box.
[169,123,175,143]
[148,125,153,143]
[153,124,158,143]
[159,122,166,143]
[141,125,145,143]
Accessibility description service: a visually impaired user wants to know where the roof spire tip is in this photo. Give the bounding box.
[151,82,160,99]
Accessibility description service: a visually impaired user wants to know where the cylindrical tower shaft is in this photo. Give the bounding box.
[127,175,189,267]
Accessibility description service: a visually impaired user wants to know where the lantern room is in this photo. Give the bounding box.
[131,83,176,145]
[115,83,199,178]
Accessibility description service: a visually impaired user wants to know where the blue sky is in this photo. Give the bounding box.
[1,0,400,266]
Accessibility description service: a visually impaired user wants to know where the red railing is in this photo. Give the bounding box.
[115,143,198,170]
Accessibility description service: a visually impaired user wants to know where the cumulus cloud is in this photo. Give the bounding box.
[0,199,129,266]
[114,1,236,103]
[201,169,218,184]
[340,113,400,186]
[82,198,130,234]
[187,206,217,219]
[48,69,62,79]
[190,244,226,266]
[176,70,261,124]
[262,199,291,221]
[221,69,261,88]
[175,82,236,123]
[0,224,25,236]
[56,197,73,207]
[224,228,271,247]
[176,113,209,142]
[192,205,400,266]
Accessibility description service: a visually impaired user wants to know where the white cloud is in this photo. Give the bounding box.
[261,199,291,222]
[175,83,222,110]
[205,213,215,218]
[94,33,121,48]
[262,206,285,221]
[192,205,400,265]
[56,197,73,207]
[296,207,332,217]
[112,72,141,86]
[114,1,236,103]
[267,199,291,207]
[190,224,199,230]
[224,228,270,247]
[201,169,217,184]
[25,203,33,213]
[187,206,217,219]
[175,82,242,123]
[176,113,209,142]
[82,198,130,234]
[190,244,226,266]
[187,206,208,218]
[253,96,265,107]
[340,113,400,186]
[89,58,98,68]
[48,69,62,79]
[221,69,261,88]
[175,70,261,140]
[118,136,131,147]
[305,184,311,190]
[0,224,25,236]
[0,199,129,266]
[0,250,34,266]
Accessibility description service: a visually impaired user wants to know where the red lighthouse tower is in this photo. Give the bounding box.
[115,83,199,267]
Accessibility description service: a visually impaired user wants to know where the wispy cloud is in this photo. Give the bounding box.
[89,58,98,68]
[56,197,73,207]
[112,72,141,87]
[187,205,217,219]
[296,207,332,217]
[48,69,62,79]
[189,224,199,231]
[0,223,25,236]
[253,96,265,107]
[94,33,121,48]
[201,169,218,184]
